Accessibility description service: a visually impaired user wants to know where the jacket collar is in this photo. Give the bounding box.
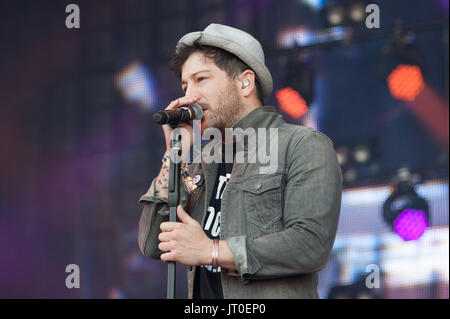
[232,106,279,131]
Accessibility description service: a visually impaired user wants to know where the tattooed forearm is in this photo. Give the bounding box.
[154,164,170,199]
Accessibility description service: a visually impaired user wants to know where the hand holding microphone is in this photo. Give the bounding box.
[155,95,202,157]
[153,102,203,126]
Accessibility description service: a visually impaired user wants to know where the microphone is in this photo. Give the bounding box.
[152,103,203,126]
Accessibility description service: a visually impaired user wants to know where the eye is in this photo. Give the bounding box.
[197,77,207,82]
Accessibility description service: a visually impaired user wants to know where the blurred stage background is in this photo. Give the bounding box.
[0,0,448,298]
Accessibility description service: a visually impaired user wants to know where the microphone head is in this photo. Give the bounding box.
[153,111,167,124]
[190,103,203,120]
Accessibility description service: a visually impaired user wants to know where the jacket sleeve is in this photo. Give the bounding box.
[227,131,343,280]
[138,173,191,260]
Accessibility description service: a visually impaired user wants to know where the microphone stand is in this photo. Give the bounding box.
[167,129,182,299]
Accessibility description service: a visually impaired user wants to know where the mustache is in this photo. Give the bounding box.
[198,102,210,110]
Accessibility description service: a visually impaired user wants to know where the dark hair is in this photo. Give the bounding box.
[170,40,265,105]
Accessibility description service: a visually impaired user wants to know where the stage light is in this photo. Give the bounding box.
[336,146,350,166]
[343,168,357,183]
[276,88,309,119]
[321,0,368,28]
[300,0,325,11]
[377,32,426,102]
[277,54,315,119]
[327,6,346,26]
[349,2,365,23]
[382,169,429,241]
[337,138,379,167]
[115,61,157,111]
[387,64,425,101]
[353,145,370,164]
[276,25,347,49]
[338,138,381,186]
[392,209,428,241]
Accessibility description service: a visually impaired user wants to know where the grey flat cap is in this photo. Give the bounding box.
[176,23,273,100]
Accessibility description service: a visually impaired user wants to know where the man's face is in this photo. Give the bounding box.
[181,51,243,134]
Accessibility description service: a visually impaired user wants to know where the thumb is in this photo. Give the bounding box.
[177,205,195,225]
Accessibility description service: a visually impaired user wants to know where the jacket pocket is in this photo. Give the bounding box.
[241,174,283,235]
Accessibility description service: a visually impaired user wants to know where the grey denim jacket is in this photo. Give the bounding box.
[138,106,343,299]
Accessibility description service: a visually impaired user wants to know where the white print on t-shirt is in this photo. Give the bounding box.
[216,174,230,200]
[205,207,221,237]
[204,173,231,236]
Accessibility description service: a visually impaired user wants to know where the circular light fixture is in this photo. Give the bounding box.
[377,34,426,102]
[327,6,346,26]
[336,146,350,166]
[349,2,366,22]
[393,209,428,241]
[353,145,371,164]
[387,64,425,101]
[383,179,429,241]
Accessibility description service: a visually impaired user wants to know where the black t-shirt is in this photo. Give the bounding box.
[193,144,234,299]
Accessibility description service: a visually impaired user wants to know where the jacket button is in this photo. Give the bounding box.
[256,182,262,190]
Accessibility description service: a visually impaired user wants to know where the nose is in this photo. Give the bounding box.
[185,87,193,97]
[185,84,200,99]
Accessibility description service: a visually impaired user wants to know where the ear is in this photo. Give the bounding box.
[237,69,256,98]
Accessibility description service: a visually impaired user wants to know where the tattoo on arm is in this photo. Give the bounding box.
[154,165,169,199]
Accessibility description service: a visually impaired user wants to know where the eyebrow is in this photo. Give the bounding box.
[181,69,211,86]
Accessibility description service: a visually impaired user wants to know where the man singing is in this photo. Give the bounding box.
[138,23,342,299]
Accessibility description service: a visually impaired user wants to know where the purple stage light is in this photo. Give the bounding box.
[393,209,428,241]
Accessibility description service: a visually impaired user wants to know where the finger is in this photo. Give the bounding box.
[162,95,200,133]
[158,231,172,242]
[165,99,180,111]
[177,205,196,226]
[165,95,200,111]
[158,241,173,252]
[161,251,176,263]
[160,222,181,232]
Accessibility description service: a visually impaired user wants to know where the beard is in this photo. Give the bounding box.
[202,81,243,134]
